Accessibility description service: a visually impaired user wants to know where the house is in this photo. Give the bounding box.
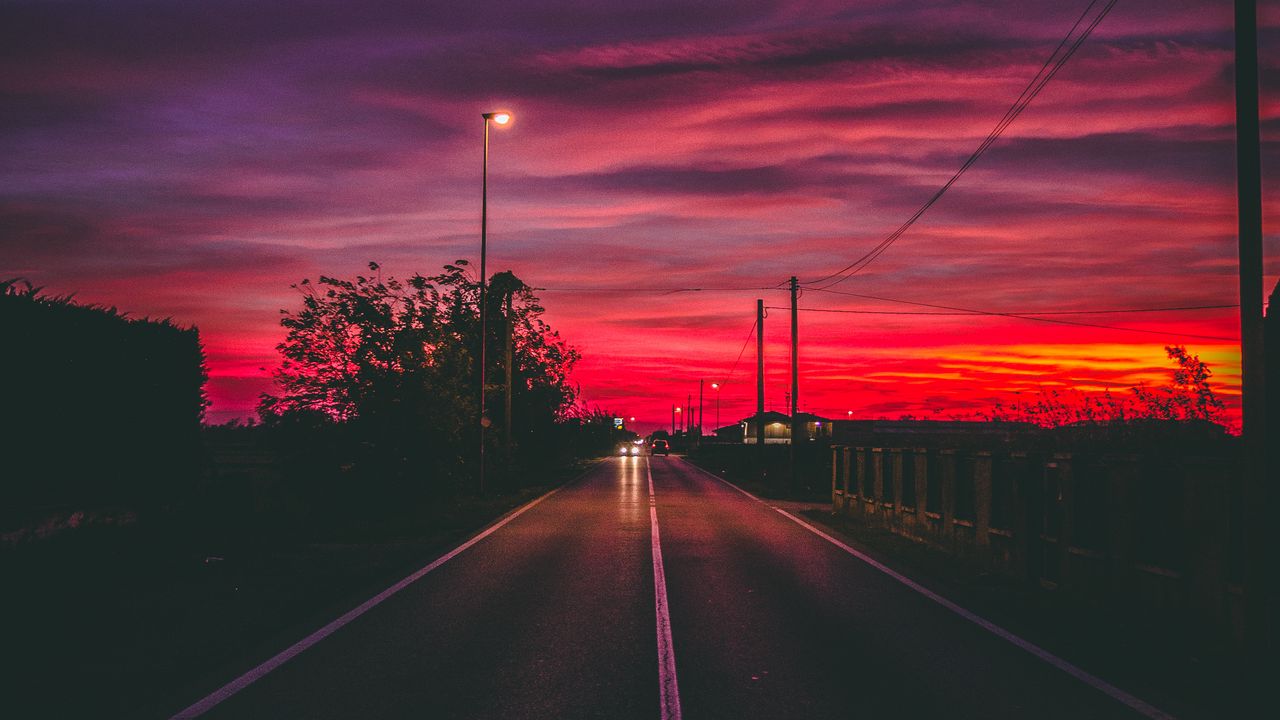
[712,423,744,442]
[739,411,833,444]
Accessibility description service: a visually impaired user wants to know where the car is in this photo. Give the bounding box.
[650,439,670,456]
[618,443,642,457]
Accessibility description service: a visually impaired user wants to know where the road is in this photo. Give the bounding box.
[175,456,1171,719]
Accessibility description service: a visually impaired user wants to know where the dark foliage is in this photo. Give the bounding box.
[0,280,207,516]
[982,345,1234,453]
[257,262,582,501]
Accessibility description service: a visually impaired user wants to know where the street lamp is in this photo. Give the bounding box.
[479,110,512,494]
[711,383,720,431]
[675,406,682,433]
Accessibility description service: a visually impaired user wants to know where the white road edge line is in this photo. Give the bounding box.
[170,482,569,719]
[647,459,683,720]
[681,458,1176,720]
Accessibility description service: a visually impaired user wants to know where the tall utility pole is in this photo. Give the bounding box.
[686,394,691,435]
[1235,0,1270,661]
[697,379,704,446]
[756,299,765,451]
[789,276,799,486]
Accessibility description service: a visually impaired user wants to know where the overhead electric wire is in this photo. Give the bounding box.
[767,290,1238,342]
[534,285,784,295]
[805,286,1236,314]
[767,306,1235,317]
[803,0,1119,289]
[780,295,1238,316]
[975,304,1238,316]
[720,318,759,387]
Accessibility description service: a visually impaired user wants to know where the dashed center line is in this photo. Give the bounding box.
[647,459,683,720]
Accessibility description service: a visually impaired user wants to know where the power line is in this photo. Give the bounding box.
[806,286,1235,314]
[803,0,1119,289]
[534,285,784,295]
[767,290,1238,342]
[770,303,1238,317]
[768,303,1239,315]
[721,318,758,387]
[984,304,1237,316]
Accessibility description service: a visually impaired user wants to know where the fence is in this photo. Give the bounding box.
[831,445,1248,646]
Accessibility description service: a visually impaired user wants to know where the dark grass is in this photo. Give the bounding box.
[0,459,598,719]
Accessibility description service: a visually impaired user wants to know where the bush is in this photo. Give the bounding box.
[1,280,207,515]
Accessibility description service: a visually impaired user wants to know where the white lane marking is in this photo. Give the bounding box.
[647,459,683,720]
[170,484,567,719]
[679,459,1176,720]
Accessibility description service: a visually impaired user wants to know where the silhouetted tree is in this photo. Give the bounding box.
[258,262,579,496]
[429,265,580,466]
[1130,346,1225,423]
[986,346,1226,429]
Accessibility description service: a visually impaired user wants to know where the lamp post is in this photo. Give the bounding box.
[711,383,720,432]
[478,110,511,494]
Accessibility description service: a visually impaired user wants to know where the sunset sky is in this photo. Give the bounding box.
[3,0,1278,433]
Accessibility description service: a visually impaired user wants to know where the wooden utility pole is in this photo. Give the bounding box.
[697,379,704,447]
[756,299,765,450]
[1235,0,1270,660]
[789,276,799,487]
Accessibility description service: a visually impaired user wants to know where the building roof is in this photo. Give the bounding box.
[740,411,833,424]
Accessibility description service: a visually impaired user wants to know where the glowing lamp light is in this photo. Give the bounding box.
[492,112,511,125]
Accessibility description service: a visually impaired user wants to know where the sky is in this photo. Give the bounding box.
[3,0,1278,433]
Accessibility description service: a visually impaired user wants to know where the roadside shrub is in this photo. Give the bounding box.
[1,280,207,515]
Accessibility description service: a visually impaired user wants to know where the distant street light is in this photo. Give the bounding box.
[847,410,853,419]
[478,109,513,494]
[711,383,721,431]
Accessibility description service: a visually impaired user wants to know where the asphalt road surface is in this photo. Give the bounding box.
[175,456,1172,720]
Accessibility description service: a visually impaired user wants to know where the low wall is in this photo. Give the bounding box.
[831,446,1247,647]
